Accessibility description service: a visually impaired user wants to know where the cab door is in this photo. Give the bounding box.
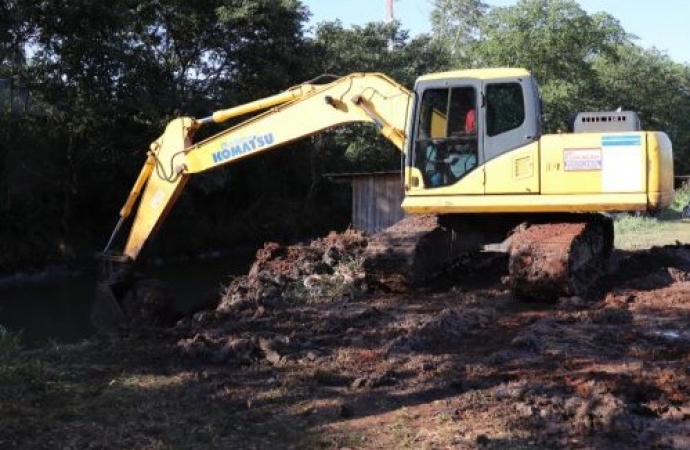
[482,76,541,194]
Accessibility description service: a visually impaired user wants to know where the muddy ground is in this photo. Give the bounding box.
[2,230,689,449]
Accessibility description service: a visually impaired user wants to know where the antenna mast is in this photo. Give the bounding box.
[386,0,394,22]
[385,0,395,51]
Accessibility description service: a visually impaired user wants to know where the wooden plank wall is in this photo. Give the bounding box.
[352,173,405,233]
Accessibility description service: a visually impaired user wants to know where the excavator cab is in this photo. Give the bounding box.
[406,69,543,196]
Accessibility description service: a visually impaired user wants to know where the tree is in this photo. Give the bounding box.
[308,20,450,172]
[0,0,31,81]
[0,0,314,265]
[594,45,690,173]
[429,0,488,66]
[468,0,628,130]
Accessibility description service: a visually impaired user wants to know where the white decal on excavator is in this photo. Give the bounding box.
[601,134,643,192]
[212,133,275,164]
[563,148,602,171]
[150,189,166,209]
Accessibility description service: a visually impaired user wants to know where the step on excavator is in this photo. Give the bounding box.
[94,69,675,331]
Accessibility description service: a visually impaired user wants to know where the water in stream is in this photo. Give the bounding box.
[0,250,254,346]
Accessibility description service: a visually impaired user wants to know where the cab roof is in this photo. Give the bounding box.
[416,67,531,83]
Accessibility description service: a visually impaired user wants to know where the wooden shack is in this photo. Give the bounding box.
[326,171,405,234]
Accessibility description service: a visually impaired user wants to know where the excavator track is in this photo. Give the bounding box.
[364,213,614,300]
[364,215,462,292]
[507,214,614,300]
[363,213,507,292]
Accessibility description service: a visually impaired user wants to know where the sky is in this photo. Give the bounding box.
[303,0,689,64]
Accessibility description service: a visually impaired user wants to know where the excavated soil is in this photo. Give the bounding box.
[165,231,690,449]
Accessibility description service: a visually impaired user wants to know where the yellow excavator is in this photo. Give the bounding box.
[95,68,674,329]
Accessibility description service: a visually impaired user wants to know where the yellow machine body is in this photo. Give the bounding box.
[403,130,674,214]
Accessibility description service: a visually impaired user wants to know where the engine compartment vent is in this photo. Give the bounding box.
[572,111,641,133]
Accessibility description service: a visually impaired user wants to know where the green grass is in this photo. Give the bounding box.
[615,219,689,249]
[613,186,690,250]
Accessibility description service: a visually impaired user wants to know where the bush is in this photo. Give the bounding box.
[671,183,690,218]
[0,325,21,360]
[673,183,690,208]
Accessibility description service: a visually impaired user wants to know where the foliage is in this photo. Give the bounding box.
[429,0,488,65]
[469,0,628,130]
[308,20,450,172]
[0,326,44,397]
[473,0,627,78]
[613,213,690,249]
[0,0,32,81]
[670,183,690,212]
[614,214,662,234]
[593,45,690,173]
[310,20,449,86]
[613,185,690,247]
[0,325,21,360]
[0,0,316,267]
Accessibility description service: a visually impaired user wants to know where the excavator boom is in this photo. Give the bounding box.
[94,73,413,331]
[108,73,412,261]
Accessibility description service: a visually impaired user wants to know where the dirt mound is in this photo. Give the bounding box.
[217,229,368,311]
[609,243,690,289]
[168,235,690,449]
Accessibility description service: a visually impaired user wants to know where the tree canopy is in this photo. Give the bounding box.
[430,0,690,173]
[0,0,688,269]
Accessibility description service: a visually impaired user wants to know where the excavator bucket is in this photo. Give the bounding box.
[91,253,133,334]
[93,281,127,333]
[92,252,179,333]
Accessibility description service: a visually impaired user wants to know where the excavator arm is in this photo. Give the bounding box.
[106,72,411,260]
[95,73,413,330]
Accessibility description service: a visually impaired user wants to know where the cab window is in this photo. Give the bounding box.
[486,82,525,137]
[415,87,478,188]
